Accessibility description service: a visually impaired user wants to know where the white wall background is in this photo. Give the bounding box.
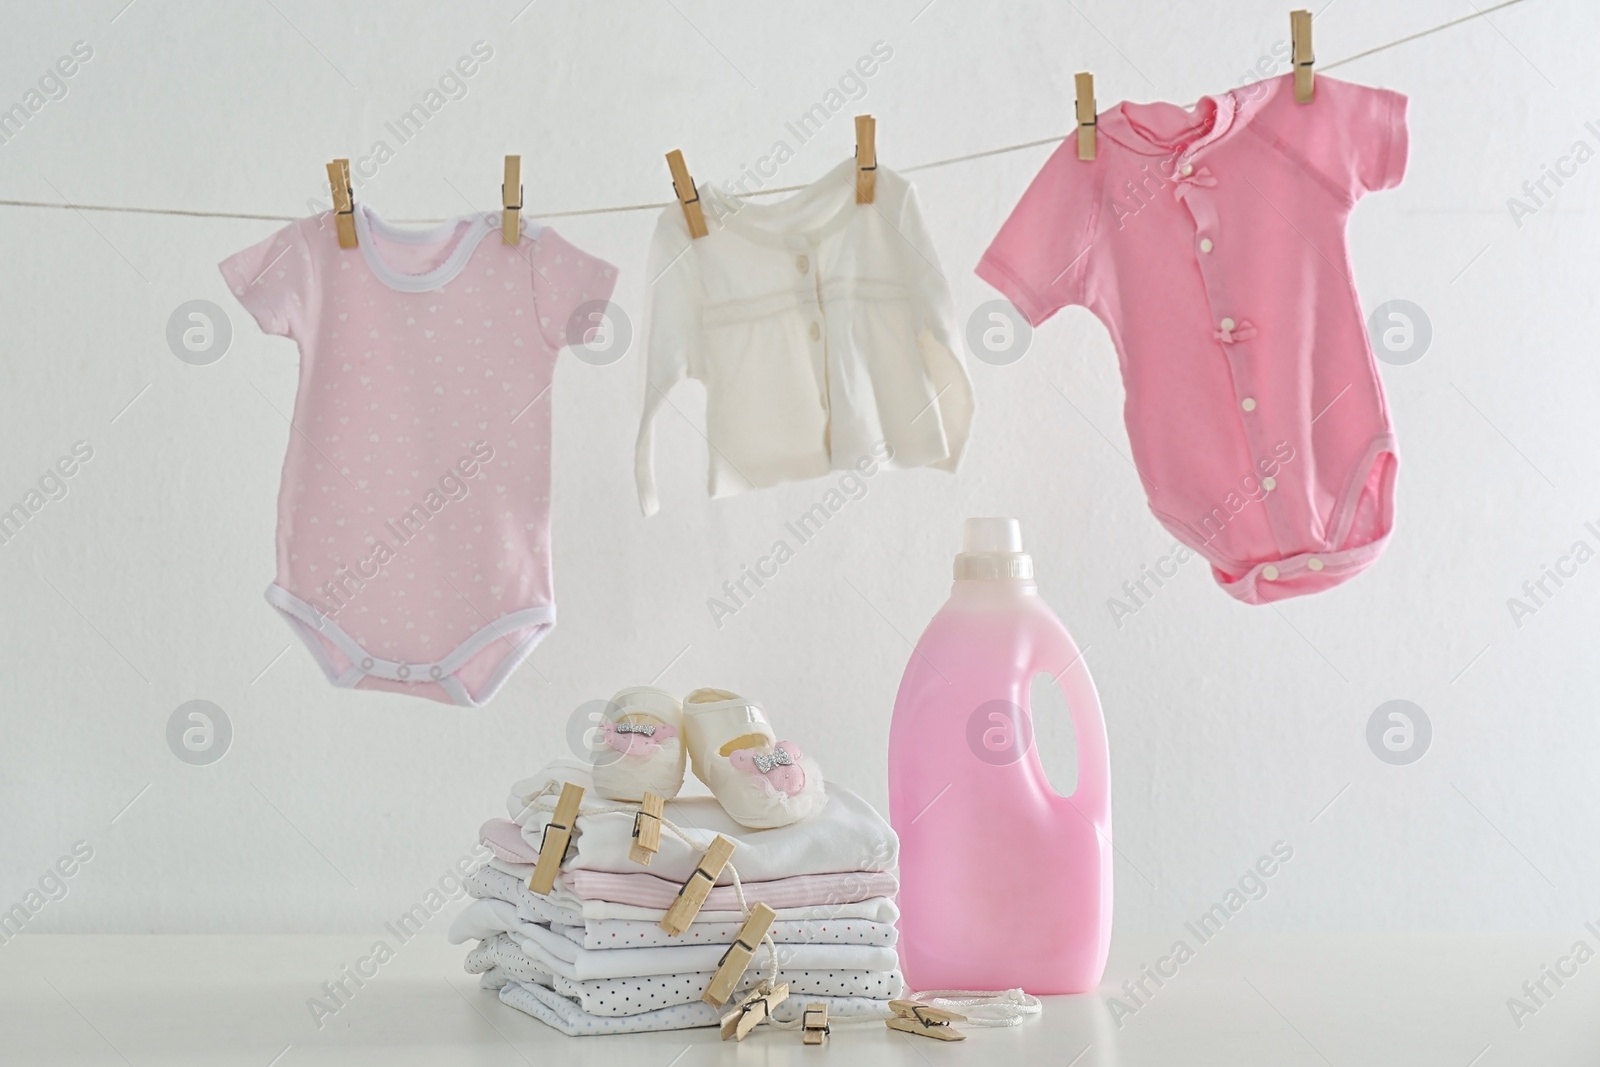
[1,0,1595,939]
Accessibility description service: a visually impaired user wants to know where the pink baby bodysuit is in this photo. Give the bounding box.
[221,206,616,704]
[979,74,1408,603]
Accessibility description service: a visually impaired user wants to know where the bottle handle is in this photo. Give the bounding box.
[1033,629,1111,829]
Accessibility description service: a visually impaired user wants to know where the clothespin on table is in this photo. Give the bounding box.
[527,782,583,895]
[802,1002,830,1046]
[660,834,736,934]
[1075,72,1097,161]
[326,158,357,248]
[1291,9,1314,103]
[887,999,968,1041]
[855,114,877,203]
[501,154,522,245]
[719,980,790,1041]
[702,903,777,1006]
[665,150,708,238]
[628,792,664,865]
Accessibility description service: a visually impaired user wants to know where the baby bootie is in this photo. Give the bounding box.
[682,688,825,829]
[590,687,686,802]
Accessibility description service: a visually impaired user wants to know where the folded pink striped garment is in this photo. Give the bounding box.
[479,817,896,910]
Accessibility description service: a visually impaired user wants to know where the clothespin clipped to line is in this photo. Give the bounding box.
[720,980,789,1041]
[1074,72,1096,161]
[665,149,708,239]
[855,114,877,204]
[702,903,777,1006]
[1291,9,1314,104]
[501,154,522,245]
[660,834,736,934]
[802,1002,830,1046]
[887,999,968,1041]
[527,782,583,895]
[629,792,664,865]
[326,158,357,248]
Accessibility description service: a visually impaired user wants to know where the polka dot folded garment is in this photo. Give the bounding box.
[466,933,903,1019]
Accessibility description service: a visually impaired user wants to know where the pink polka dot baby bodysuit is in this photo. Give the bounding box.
[221,206,616,704]
[979,74,1408,604]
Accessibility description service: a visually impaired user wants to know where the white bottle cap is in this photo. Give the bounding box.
[963,517,1023,554]
[955,517,1034,580]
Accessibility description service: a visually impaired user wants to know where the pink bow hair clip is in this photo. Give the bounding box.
[730,741,807,796]
[601,720,676,757]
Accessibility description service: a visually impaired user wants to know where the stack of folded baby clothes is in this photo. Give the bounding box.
[449,687,904,1036]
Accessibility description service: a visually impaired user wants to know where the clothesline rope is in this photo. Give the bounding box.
[902,988,1044,1027]
[0,0,1529,226]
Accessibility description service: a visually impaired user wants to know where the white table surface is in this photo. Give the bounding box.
[1,932,1594,1066]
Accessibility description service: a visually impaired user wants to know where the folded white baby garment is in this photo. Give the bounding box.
[466,935,903,1017]
[450,897,899,980]
[472,862,901,925]
[496,976,891,1036]
[506,760,897,883]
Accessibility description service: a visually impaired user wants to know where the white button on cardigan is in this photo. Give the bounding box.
[634,158,974,516]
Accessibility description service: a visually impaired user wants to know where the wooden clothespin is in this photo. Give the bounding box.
[326,158,357,248]
[660,835,735,934]
[527,782,583,895]
[887,999,967,1041]
[501,154,522,245]
[702,903,777,1006]
[855,114,877,203]
[1074,72,1097,161]
[665,149,708,239]
[628,792,664,866]
[802,1003,830,1046]
[719,980,789,1041]
[1291,9,1314,104]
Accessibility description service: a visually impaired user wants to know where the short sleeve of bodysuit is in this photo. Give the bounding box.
[219,218,319,340]
[1250,78,1409,201]
[528,229,619,351]
[975,139,1102,326]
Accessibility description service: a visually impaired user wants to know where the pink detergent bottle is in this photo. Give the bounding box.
[889,517,1112,994]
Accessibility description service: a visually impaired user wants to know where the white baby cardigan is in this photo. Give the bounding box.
[635,157,974,515]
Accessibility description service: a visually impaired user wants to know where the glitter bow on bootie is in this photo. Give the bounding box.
[750,749,792,773]
[730,740,807,796]
[601,719,677,756]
